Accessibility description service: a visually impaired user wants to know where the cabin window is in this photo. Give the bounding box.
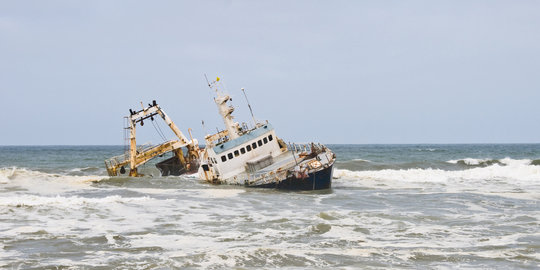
[268,135,273,141]
[247,145,252,151]
[258,140,262,147]
[240,148,246,154]
[234,150,239,157]
[252,142,257,149]
[202,164,210,171]
[263,137,268,144]
[228,153,233,160]
[221,155,227,162]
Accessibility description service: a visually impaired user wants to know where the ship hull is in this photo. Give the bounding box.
[156,156,199,176]
[253,164,334,190]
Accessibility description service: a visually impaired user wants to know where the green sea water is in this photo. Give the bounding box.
[1,144,539,269]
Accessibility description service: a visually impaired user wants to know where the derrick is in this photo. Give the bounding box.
[104,100,199,177]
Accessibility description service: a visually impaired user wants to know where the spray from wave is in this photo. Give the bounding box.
[333,158,540,198]
[0,167,109,195]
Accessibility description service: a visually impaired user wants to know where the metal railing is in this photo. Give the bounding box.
[245,142,329,186]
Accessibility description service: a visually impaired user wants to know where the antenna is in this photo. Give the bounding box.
[241,88,257,126]
[201,120,206,135]
[204,74,211,88]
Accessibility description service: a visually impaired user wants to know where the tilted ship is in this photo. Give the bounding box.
[105,78,335,190]
[197,78,335,190]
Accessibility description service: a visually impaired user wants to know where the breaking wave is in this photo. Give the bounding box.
[0,195,153,208]
[334,161,540,182]
[0,167,17,183]
[334,159,540,195]
[0,167,106,183]
[0,167,109,195]
[446,157,533,167]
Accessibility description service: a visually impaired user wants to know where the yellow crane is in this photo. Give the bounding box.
[104,100,199,177]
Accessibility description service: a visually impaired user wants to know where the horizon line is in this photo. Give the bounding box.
[1,142,540,147]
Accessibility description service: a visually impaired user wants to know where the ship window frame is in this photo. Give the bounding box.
[263,137,268,144]
[252,142,257,149]
[258,140,262,147]
[246,145,252,152]
[234,150,239,157]
[268,135,273,141]
[221,155,227,162]
[228,153,233,160]
[240,147,246,154]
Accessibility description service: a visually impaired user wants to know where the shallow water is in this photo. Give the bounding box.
[1,145,539,269]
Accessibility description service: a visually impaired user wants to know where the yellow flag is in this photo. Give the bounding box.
[216,77,220,81]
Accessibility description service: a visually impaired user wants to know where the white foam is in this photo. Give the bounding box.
[447,158,491,165]
[334,162,540,183]
[0,167,16,183]
[0,167,107,194]
[353,158,371,162]
[333,161,540,197]
[0,195,153,208]
[446,157,532,166]
[192,189,246,198]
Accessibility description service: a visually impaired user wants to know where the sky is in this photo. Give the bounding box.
[1,0,539,145]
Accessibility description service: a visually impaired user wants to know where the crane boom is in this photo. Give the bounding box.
[105,100,199,177]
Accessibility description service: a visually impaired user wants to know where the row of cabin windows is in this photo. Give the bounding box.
[220,134,273,162]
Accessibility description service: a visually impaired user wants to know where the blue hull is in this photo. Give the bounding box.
[253,164,334,190]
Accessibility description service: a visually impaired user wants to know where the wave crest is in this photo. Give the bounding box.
[334,160,540,184]
[0,167,106,183]
[0,195,152,208]
[446,157,533,167]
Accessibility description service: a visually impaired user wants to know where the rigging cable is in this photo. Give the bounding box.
[151,119,167,141]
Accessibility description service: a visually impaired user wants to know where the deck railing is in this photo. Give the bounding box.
[247,142,328,185]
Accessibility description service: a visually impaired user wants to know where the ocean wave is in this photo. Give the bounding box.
[0,195,153,208]
[333,161,540,186]
[446,157,532,167]
[0,167,17,183]
[353,159,371,162]
[0,167,107,183]
[416,148,443,152]
[0,167,108,195]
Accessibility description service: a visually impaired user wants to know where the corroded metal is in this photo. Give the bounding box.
[105,101,199,177]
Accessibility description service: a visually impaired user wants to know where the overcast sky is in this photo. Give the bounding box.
[1,1,539,145]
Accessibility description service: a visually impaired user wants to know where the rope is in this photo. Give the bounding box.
[152,119,167,141]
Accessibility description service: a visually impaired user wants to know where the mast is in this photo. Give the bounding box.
[208,77,240,140]
[241,88,257,127]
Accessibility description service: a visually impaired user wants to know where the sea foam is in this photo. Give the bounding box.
[0,195,153,208]
[446,157,532,166]
[334,159,540,196]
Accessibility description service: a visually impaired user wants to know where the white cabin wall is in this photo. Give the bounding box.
[208,130,280,180]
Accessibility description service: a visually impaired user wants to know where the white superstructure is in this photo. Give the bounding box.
[198,78,287,183]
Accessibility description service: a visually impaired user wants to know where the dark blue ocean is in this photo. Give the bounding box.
[1,144,539,269]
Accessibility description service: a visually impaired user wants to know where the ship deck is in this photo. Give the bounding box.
[258,151,303,173]
[223,151,302,184]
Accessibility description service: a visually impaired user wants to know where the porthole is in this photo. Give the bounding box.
[228,153,233,159]
[263,137,268,144]
[252,142,257,149]
[241,148,246,154]
[234,150,239,157]
[258,140,262,147]
[221,155,227,162]
[247,145,252,151]
[268,135,273,141]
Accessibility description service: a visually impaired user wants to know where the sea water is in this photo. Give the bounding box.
[0,144,539,269]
